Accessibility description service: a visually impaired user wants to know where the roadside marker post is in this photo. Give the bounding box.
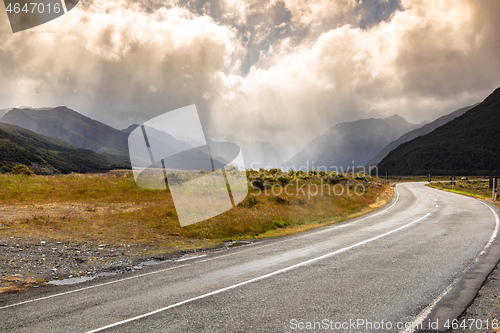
[490,178,497,202]
[493,178,497,202]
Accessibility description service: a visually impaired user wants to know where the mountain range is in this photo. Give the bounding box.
[1,107,132,164]
[284,115,420,170]
[0,122,127,174]
[377,87,500,175]
[1,86,498,175]
[368,104,478,165]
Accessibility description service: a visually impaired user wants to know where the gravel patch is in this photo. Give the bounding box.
[0,236,241,293]
[447,261,500,332]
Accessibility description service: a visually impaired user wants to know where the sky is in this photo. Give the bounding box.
[0,0,499,146]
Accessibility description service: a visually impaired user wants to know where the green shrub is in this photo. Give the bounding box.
[166,172,185,185]
[355,174,370,182]
[296,199,307,206]
[327,176,340,184]
[338,174,348,181]
[242,197,258,208]
[11,164,33,175]
[277,175,289,185]
[268,220,291,230]
[275,196,289,205]
[252,177,266,190]
[268,168,281,175]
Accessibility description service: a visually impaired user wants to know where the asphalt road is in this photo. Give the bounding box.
[1,182,499,332]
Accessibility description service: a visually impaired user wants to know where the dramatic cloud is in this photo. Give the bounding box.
[211,0,500,143]
[0,0,244,127]
[0,0,499,147]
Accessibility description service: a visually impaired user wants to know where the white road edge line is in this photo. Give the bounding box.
[0,185,401,310]
[0,264,188,310]
[400,200,500,333]
[85,212,430,333]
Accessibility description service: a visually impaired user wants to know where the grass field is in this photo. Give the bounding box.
[0,169,393,251]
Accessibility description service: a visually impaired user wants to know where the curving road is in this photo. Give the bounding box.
[1,182,499,332]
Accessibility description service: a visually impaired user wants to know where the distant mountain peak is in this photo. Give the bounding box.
[0,122,127,174]
[479,86,500,108]
[386,114,405,120]
[377,86,500,175]
[367,103,477,165]
[1,107,132,165]
[284,115,420,170]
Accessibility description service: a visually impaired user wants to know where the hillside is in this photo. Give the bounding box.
[369,104,478,165]
[0,122,128,174]
[377,87,500,176]
[0,108,12,119]
[284,115,419,170]
[1,107,131,164]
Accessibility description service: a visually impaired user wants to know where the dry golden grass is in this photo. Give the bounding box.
[0,275,45,294]
[428,178,500,209]
[0,171,392,251]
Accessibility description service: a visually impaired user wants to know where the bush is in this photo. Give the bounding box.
[166,172,185,185]
[277,176,290,185]
[355,174,370,182]
[327,176,340,184]
[11,164,33,175]
[296,199,307,206]
[252,177,266,190]
[243,197,258,208]
[338,174,348,181]
[268,220,291,230]
[269,168,282,175]
[275,196,289,205]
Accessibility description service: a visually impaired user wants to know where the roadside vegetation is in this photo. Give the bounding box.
[0,169,392,293]
[0,169,392,246]
[428,177,499,208]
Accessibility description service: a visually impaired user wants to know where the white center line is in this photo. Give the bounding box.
[86,213,430,333]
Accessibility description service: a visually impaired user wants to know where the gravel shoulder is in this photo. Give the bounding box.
[0,236,247,294]
[446,260,500,333]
